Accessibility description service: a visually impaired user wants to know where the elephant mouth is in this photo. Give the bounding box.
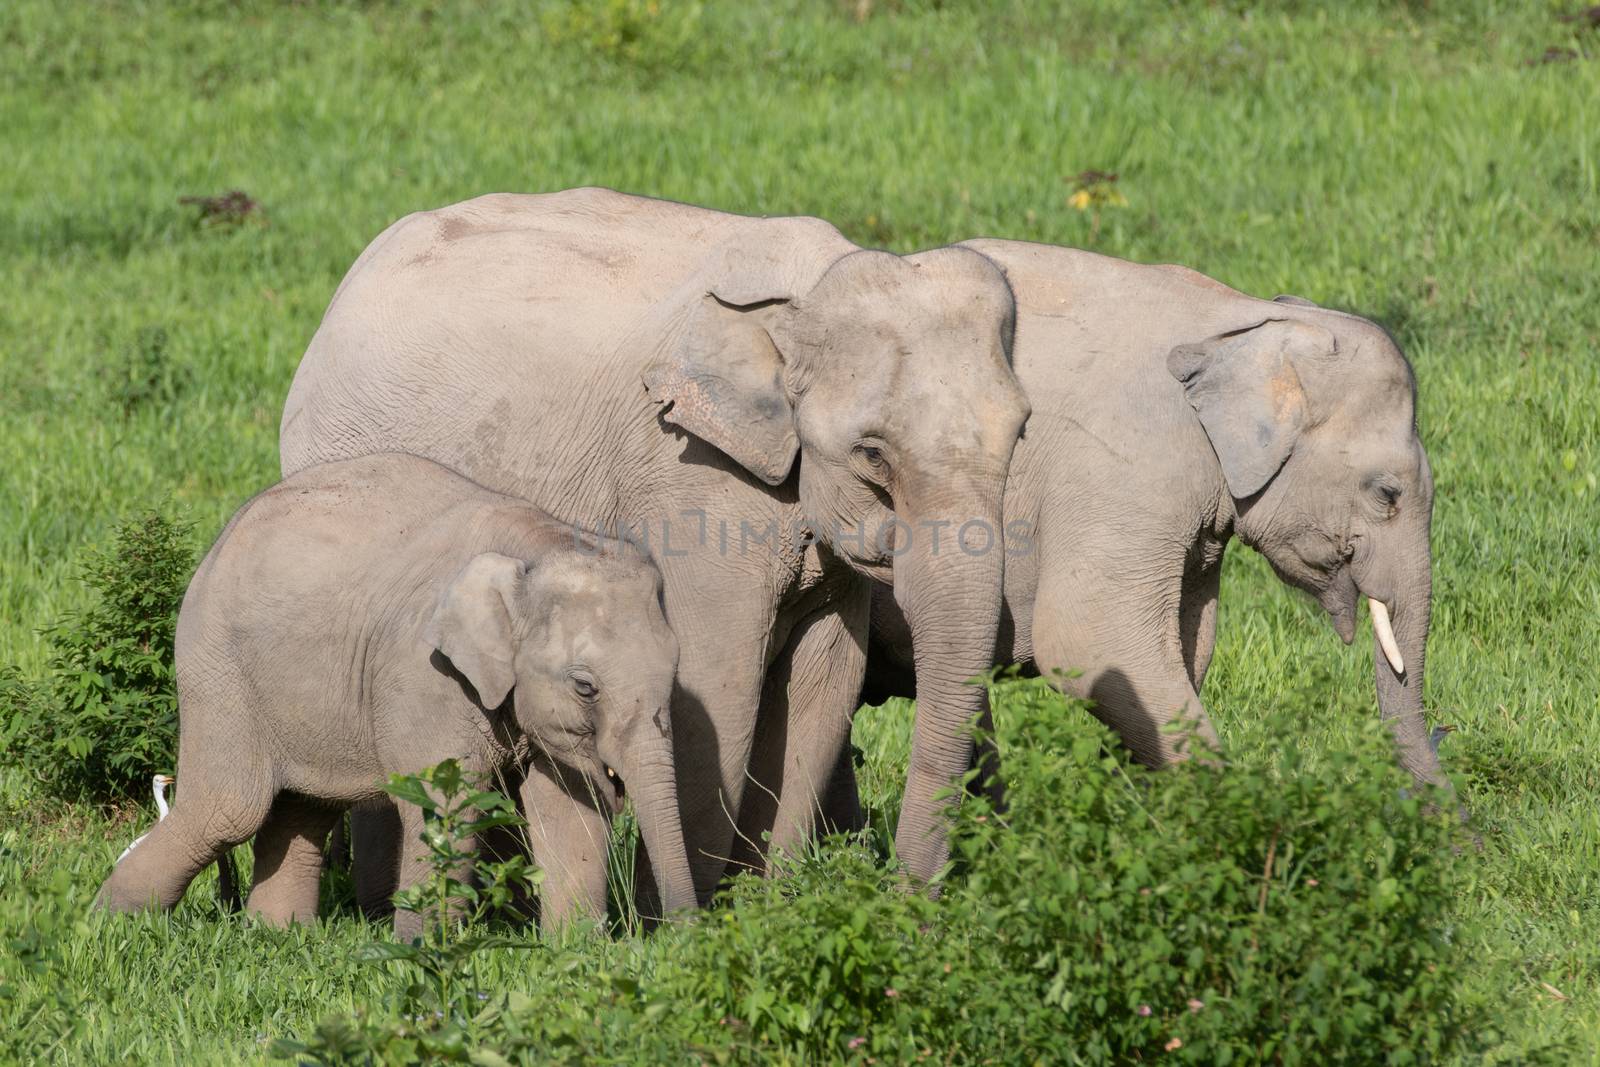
[833,522,895,582]
[1316,563,1407,676]
[600,763,624,814]
[1319,563,1359,644]
[827,505,899,583]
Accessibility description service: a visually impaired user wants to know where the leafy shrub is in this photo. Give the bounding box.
[277,678,1493,1064]
[944,674,1479,1064]
[5,509,195,803]
[665,839,948,1062]
[273,759,540,1064]
[358,760,539,1017]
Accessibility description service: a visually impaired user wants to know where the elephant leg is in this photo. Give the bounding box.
[1178,540,1226,693]
[99,801,269,914]
[520,759,610,930]
[734,589,870,871]
[1032,553,1218,767]
[349,799,403,920]
[246,794,341,927]
[652,567,779,905]
[97,744,275,914]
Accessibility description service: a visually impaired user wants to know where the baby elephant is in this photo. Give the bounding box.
[96,453,696,935]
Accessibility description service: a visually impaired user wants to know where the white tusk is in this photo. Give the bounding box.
[1369,598,1405,676]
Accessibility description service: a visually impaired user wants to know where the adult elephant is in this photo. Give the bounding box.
[865,239,1446,791]
[280,188,1030,898]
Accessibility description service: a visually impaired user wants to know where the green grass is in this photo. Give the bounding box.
[2,0,1598,1061]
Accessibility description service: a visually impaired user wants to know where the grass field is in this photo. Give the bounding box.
[2,1,1598,1062]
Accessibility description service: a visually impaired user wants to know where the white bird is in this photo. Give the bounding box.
[116,773,174,864]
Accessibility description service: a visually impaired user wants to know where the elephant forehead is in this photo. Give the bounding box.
[798,348,1015,447]
[537,611,630,664]
[809,249,915,296]
[817,319,1014,389]
[896,346,1023,416]
[837,290,1011,344]
[814,253,1010,324]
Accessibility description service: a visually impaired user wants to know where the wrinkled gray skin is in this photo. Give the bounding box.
[865,240,1445,791]
[280,189,1029,894]
[95,454,692,937]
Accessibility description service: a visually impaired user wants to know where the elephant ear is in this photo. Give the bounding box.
[1272,293,1320,308]
[641,217,854,486]
[425,553,525,710]
[1167,318,1336,499]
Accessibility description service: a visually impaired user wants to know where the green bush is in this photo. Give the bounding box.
[3,509,195,804]
[275,677,1496,1065]
[273,759,541,1065]
[944,676,1479,1064]
[665,839,948,1062]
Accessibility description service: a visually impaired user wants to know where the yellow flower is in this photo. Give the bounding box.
[1067,189,1092,211]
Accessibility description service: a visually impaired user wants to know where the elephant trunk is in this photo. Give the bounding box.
[620,736,698,916]
[1362,523,1447,791]
[891,489,1007,890]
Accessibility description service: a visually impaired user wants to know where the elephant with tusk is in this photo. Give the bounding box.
[865,239,1448,795]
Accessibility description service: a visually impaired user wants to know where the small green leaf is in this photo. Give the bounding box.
[354,941,421,964]
[382,775,434,809]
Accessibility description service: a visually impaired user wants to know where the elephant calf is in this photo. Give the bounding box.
[95,453,696,936]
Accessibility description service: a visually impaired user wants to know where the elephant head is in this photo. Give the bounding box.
[642,224,1031,883]
[1167,309,1443,788]
[427,549,696,914]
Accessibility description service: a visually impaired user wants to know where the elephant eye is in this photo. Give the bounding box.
[853,440,891,475]
[1365,477,1402,519]
[569,672,599,700]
